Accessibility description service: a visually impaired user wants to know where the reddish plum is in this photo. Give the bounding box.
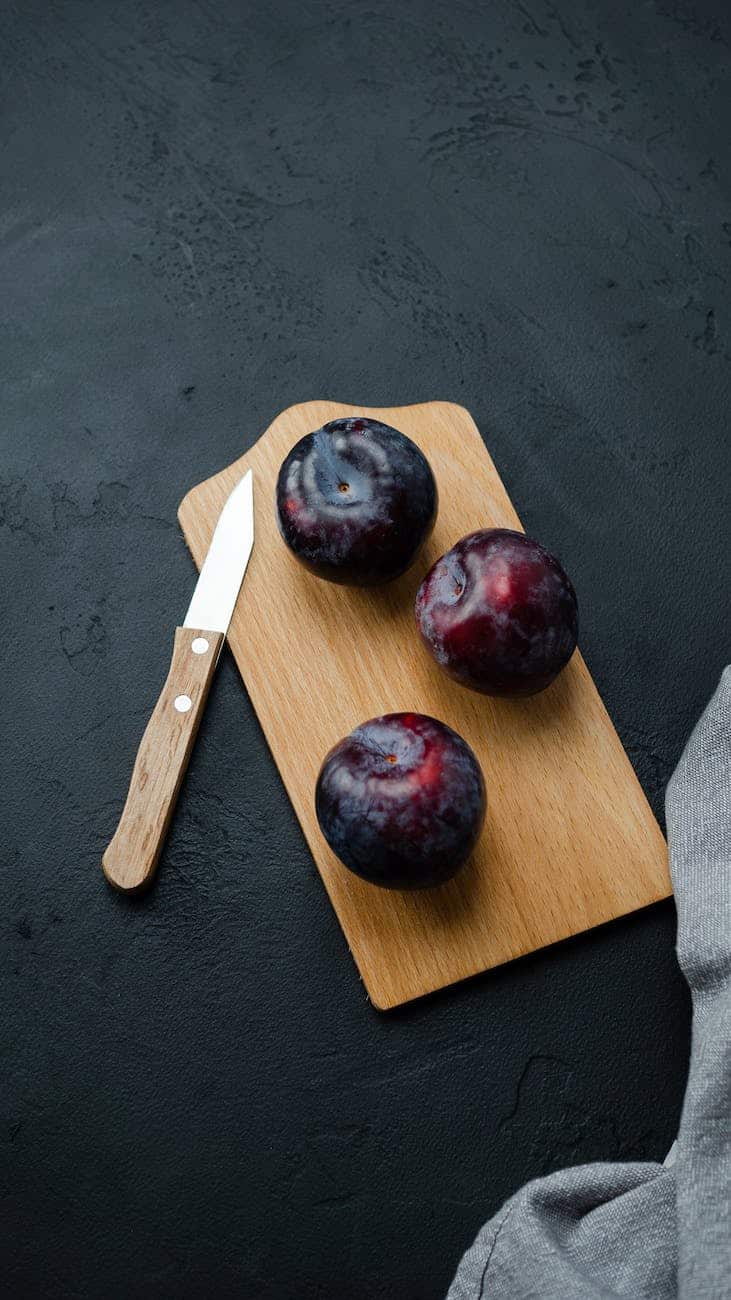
[276,417,437,585]
[315,713,486,890]
[416,529,578,697]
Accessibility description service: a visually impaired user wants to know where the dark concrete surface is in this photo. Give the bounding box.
[1,1,729,1296]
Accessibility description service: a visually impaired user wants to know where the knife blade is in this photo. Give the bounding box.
[102,470,255,893]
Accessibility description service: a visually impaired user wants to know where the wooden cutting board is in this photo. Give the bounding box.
[178,401,670,1009]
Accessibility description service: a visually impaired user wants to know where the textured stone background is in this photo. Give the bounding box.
[1,1,729,1296]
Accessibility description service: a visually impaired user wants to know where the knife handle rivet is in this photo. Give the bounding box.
[191,637,209,655]
[174,694,193,713]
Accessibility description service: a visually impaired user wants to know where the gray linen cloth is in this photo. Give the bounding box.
[448,666,730,1299]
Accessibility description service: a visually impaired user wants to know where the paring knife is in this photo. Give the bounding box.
[102,470,255,893]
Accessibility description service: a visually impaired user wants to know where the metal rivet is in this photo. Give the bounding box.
[174,694,192,713]
[191,637,209,655]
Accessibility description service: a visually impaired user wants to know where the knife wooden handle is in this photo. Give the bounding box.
[102,627,224,893]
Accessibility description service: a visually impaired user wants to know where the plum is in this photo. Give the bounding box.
[276,416,437,585]
[416,529,578,697]
[315,713,486,889]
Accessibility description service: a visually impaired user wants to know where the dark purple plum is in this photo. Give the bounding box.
[276,417,437,585]
[315,713,486,890]
[416,529,578,697]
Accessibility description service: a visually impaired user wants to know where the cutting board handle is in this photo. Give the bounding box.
[102,627,224,893]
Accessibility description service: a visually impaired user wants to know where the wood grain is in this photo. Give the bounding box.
[102,627,224,893]
[178,401,670,1009]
